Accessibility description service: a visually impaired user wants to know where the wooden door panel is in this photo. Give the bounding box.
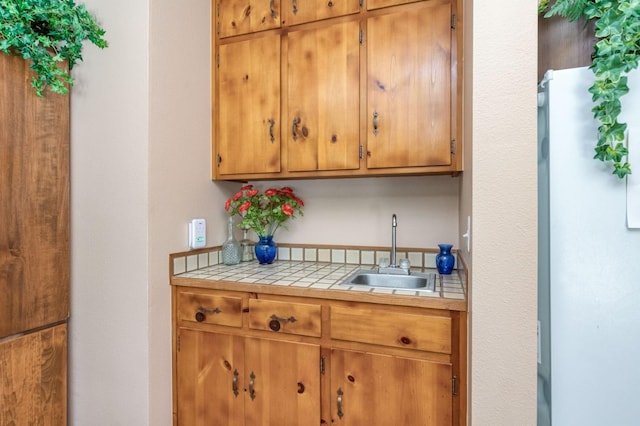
[0,53,70,338]
[244,337,321,426]
[331,305,452,354]
[218,0,281,38]
[287,21,360,172]
[218,35,281,175]
[367,3,451,169]
[331,349,452,425]
[284,0,359,26]
[0,324,67,425]
[177,329,244,426]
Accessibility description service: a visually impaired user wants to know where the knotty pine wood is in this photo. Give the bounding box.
[248,298,322,337]
[212,0,463,181]
[176,327,321,425]
[0,324,67,424]
[173,285,467,425]
[0,53,70,338]
[286,20,361,172]
[366,1,452,169]
[217,34,282,175]
[330,349,452,425]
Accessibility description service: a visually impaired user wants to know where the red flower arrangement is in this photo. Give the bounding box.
[225,185,304,237]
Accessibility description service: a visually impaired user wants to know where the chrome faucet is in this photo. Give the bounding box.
[390,214,398,267]
[378,213,409,275]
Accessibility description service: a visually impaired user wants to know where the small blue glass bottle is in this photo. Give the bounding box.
[435,244,455,274]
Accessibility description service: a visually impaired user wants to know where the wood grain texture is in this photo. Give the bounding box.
[0,324,67,425]
[0,53,70,338]
[248,298,322,337]
[366,1,452,169]
[331,305,452,354]
[538,14,596,81]
[218,0,281,38]
[330,349,452,425]
[218,35,281,175]
[287,20,361,172]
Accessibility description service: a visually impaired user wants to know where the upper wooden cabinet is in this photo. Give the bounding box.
[213,0,462,180]
[287,20,361,172]
[218,0,281,38]
[283,0,360,26]
[366,2,451,169]
[217,34,281,176]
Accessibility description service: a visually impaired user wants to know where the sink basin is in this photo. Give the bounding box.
[340,269,436,291]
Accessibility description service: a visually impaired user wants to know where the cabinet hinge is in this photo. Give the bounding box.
[359,145,364,159]
[359,29,363,45]
[452,375,458,396]
[451,13,456,30]
[216,2,220,17]
[216,53,220,68]
[217,154,222,166]
[320,355,326,375]
[359,0,363,8]
[450,139,456,155]
[177,335,181,352]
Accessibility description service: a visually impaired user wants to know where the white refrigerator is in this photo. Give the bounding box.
[538,67,640,425]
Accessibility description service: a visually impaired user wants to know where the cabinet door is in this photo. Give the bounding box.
[283,0,359,26]
[244,337,320,425]
[218,35,281,176]
[0,53,69,338]
[218,0,280,38]
[330,349,452,425]
[176,329,244,426]
[287,21,360,172]
[0,324,67,425]
[366,2,451,169]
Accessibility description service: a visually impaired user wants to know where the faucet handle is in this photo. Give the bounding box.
[399,258,410,271]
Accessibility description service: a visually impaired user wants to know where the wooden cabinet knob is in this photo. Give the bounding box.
[269,319,281,332]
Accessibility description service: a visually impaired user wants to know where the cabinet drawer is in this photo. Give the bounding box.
[248,299,322,337]
[330,306,451,354]
[177,292,243,327]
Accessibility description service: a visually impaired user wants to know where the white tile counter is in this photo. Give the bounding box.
[170,244,467,311]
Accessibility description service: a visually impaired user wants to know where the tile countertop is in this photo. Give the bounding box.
[170,245,467,311]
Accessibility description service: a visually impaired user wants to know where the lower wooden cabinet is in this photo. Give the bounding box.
[331,350,452,425]
[173,287,466,425]
[176,329,320,425]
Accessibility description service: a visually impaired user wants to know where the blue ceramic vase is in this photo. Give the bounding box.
[254,235,277,264]
[435,244,455,274]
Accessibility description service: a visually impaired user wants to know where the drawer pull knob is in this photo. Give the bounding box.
[198,306,222,314]
[400,336,412,345]
[269,319,281,332]
[270,314,297,323]
[269,314,296,331]
[297,382,305,394]
[195,312,206,322]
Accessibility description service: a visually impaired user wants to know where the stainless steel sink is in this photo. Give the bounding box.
[340,269,436,291]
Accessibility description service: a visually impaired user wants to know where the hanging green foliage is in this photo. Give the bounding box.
[539,0,640,178]
[0,0,108,96]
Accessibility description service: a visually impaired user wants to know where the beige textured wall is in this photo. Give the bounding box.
[69,0,151,423]
[468,1,538,424]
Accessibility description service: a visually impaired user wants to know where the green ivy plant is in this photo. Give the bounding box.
[539,0,640,178]
[0,0,108,96]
